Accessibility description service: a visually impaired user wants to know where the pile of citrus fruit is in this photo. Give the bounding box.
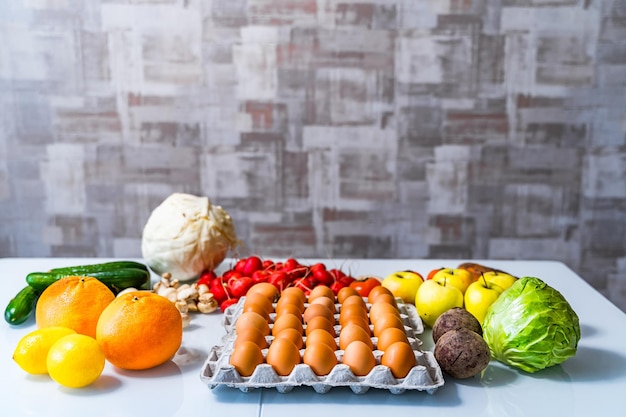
[12,276,182,388]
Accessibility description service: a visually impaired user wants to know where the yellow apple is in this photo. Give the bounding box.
[481,271,517,291]
[432,268,473,294]
[415,279,464,328]
[464,278,504,325]
[381,270,424,304]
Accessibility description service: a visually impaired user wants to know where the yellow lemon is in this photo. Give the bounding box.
[47,334,105,388]
[13,327,77,374]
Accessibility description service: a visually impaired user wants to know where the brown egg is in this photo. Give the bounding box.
[235,311,270,336]
[243,291,274,315]
[367,285,393,304]
[341,340,376,376]
[275,294,305,315]
[307,285,335,303]
[280,287,307,305]
[305,315,336,337]
[310,296,337,314]
[233,326,268,349]
[242,300,271,321]
[338,303,368,327]
[368,302,400,325]
[303,342,338,376]
[271,313,303,337]
[341,314,372,336]
[372,313,405,337]
[229,340,264,377]
[376,327,409,351]
[341,294,367,310]
[274,302,303,320]
[274,327,304,349]
[303,303,334,324]
[246,282,279,302]
[337,287,360,304]
[372,293,397,307]
[339,323,373,350]
[305,328,338,350]
[266,337,301,376]
[381,341,417,378]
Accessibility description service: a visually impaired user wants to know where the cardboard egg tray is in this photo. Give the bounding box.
[200,297,445,395]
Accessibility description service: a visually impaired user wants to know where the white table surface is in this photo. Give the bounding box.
[1,257,625,417]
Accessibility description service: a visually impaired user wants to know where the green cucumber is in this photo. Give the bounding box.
[26,268,150,293]
[4,285,40,325]
[49,260,149,274]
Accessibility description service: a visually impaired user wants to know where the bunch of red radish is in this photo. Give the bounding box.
[196,256,358,312]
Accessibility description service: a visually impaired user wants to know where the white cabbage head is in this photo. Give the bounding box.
[141,193,239,281]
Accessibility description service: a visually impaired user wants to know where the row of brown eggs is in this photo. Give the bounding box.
[230,283,418,379]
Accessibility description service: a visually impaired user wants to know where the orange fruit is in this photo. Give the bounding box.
[96,291,182,370]
[36,276,115,338]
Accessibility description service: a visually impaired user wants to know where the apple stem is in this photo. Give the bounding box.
[481,273,489,288]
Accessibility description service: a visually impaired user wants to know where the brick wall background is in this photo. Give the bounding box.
[1,0,626,310]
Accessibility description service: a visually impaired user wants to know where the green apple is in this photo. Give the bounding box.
[432,268,473,294]
[481,271,517,291]
[464,278,504,325]
[415,279,464,328]
[381,270,424,304]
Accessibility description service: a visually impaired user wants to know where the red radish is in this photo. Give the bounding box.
[262,259,275,270]
[251,269,270,284]
[284,258,300,271]
[242,256,263,276]
[197,270,217,287]
[268,271,289,292]
[234,258,247,273]
[313,268,334,286]
[223,270,243,280]
[220,298,239,312]
[209,277,231,304]
[228,276,255,297]
[294,276,314,295]
[330,280,346,295]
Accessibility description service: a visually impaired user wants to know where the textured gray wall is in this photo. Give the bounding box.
[1,1,626,310]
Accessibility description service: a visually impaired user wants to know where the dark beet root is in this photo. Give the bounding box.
[432,307,482,343]
[434,328,490,379]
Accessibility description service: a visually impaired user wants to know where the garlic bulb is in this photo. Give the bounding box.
[141,193,239,281]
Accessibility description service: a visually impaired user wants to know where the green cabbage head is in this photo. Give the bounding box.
[483,276,580,373]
